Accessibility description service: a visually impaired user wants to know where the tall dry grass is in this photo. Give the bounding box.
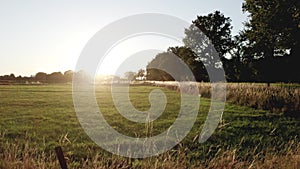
[1,140,299,169]
[1,128,299,169]
[144,81,300,116]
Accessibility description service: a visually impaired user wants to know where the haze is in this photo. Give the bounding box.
[0,0,247,76]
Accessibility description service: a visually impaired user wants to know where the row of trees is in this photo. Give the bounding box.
[1,1,298,84]
[147,0,300,82]
[124,69,146,81]
[0,69,146,84]
[0,71,74,84]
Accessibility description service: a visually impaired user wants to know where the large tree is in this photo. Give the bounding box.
[147,11,234,82]
[242,0,300,82]
[183,11,234,62]
[146,47,209,81]
[183,11,236,82]
[168,46,208,81]
[146,52,176,81]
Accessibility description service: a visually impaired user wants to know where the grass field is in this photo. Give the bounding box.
[0,84,299,168]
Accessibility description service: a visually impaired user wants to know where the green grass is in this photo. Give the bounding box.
[0,84,299,168]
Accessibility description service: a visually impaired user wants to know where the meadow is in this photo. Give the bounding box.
[0,84,299,168]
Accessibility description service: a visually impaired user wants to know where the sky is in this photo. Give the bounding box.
[0,0,248,77]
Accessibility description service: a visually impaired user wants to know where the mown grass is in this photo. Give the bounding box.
[0,84,299,168]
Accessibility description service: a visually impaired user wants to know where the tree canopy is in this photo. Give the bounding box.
[184,11,234,60]
[147,11,232,82]
[146,1,300,83]
[242,0,300,82]
[1,1,299,84]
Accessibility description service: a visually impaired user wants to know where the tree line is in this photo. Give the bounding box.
[0,71,74,84]
[146,0,300,83]
[1,0,299,84]
[0,70,147,84]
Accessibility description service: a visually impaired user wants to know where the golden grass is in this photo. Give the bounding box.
[1,139,299,169]
[146,82,300,116]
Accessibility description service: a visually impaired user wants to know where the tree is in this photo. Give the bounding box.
[146,11,234,82]
[146,47,208,81]
[146,52,177,81]
[137,69,145,77]
[183,11,234,62]
[135,69,146,80]
[35,72,47,83]
[124,71,136,81]
[242,0,300,82]
[47,72,64,83]
[183,11,236,82]
[9,73,15,80]
[73,70,93,83]
[168,46,208,81]
[63,70,74,82]
[227,33,259,82]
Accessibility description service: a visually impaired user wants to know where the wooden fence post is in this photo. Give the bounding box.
[55,146,68,169]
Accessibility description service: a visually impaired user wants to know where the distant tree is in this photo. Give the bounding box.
[35,72,47,83]
[1,75,8,80]
[73,70,93,83]
[137,69,145,78]
[47,72,64,83]
[124,71,136,81]
[134,69,146,80]
[9,73,15,80]
[16,75,24,83]
[63,70,74,82]
[112,75,121,82]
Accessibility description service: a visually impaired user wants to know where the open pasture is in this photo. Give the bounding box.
[0,84,299,168]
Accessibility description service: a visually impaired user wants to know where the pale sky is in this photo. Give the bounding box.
[0,0,247,76]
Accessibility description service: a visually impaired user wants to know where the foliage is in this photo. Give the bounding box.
[124,71,136,81]
[147,11,234,82]
[242,0,300,82]
[183,11,234,60]
[0,70,74,84]
[135,69,146,80]
[146,3,300,83]
[146,52,175,81]
[146,47,208,81]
